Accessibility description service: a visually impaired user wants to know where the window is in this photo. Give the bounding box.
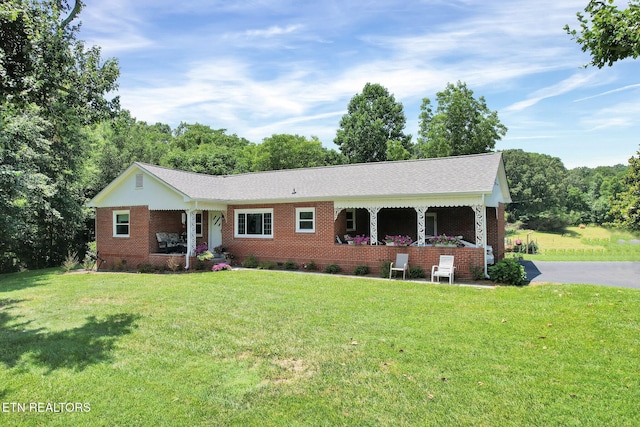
[346,208,356,231]
[113,210,130,237]
[135,173,144,189]
[195,212,203,237]
[296,208,315,233]
[235,209,273,238]
[426,213,437,236]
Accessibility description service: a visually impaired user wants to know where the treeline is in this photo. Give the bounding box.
[2,0,639,273]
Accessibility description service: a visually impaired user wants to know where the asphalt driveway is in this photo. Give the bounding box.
[522,261,640,289]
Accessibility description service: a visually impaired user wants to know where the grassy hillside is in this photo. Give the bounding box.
[507,226,640,261]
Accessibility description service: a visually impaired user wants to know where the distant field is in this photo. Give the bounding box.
[507,226,640,261]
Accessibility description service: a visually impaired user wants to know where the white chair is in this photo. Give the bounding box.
[389,253,409,280]
[431,255,455,284]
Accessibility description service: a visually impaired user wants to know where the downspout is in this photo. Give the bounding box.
[184,209,190,270]
[482,194,489,279]
[184,201,200,270]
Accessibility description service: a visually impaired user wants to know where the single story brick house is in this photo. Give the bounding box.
[87,152,511,278]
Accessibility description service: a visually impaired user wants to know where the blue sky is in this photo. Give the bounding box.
[78,0,640,168]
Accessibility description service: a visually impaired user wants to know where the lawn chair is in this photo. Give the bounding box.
[389,253,409,280]
[431,255,455,284]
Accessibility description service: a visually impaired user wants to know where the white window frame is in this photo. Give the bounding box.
[113,210,130,237]
[295,207,315,233]
[345,208,356,231]
[235,208,274,238]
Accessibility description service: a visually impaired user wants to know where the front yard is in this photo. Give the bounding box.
[1,269,639,426]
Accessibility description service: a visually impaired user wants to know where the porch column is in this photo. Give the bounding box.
[415,207,429,245]
[186,209,197,257]
[367,207,380,245]
[472,204,486,248]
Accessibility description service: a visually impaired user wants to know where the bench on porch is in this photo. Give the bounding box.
[156,232,186,253]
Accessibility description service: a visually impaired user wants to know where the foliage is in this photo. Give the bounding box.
[137,263,159,274]
[429,234,461,245]
[353,265,370,276]
[257,260,278,270]
[469,265,485,281]
[0,0,119,272]
[610,148,640,230]
[384,235,413,246]
[379,260,392,278]
[502,149,569,229]
[195,244,213,261]
[283,261,298,270]
[303,261,317,271]
[488,258,527,286]
[416,81,507,158]
[166,256,182,272]
[62,251,79,272]
[252,134,343,171]
[212,263,232,271]
[242,255,259,269]
[324,264,341,274]
[334,83,411,163]
[565,0,640,68]
[408,266,426,279]
[347,235,370,245]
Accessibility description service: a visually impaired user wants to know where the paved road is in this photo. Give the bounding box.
[522,261,640,289]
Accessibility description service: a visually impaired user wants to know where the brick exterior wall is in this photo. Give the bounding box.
[96,202,504,279]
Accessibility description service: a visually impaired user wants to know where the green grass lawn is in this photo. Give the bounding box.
[1,269,639,426]
[507,226,640,261]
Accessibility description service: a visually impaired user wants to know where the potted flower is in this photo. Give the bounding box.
[195,243,214,260]
[429,234,461,247]
[352,235,371,246]
[384,235,413,246]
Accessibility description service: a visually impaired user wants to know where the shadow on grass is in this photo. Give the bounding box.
[0,298,140,373]
[0,268,60,293]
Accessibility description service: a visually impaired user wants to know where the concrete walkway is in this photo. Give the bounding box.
[522,261,640,289]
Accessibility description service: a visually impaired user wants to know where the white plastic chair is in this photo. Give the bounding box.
[431,255,455,284]
[389,253,409,280]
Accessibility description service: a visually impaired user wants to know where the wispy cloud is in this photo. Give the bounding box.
[504,74,598,112]
[244,24,303,38]
[574,83,640,102]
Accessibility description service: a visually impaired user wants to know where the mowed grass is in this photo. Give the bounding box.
[508,226,640,261]
[1,269,639,426]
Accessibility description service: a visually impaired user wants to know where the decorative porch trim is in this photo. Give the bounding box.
[367,207,380,245]
[334,195,483,210]
[187,209,197,257]
[334,207,344,221]
[415,206,429,245]
[472,204,486,249]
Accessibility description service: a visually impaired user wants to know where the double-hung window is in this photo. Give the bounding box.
[235,209,273,238]
[345,208,356,231]
[113,210,130,237]
[296,208,315,233]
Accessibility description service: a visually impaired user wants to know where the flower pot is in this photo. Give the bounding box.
[435,244,457,248]
[386,242,395,246]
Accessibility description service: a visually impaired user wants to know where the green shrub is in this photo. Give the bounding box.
[353,265,369,276]
[62,251,79,272]
[303,261,317,271]
[379,261,392,278]
[283,261,298,270]
[137,263,157,274]
[470,265,485,281]
[325,264,341,274]
[488,258,526,286]
[258,261,278,270]
[408,266,426,279]
[242,255,259,268]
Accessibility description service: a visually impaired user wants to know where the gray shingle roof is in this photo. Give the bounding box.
[137,152,506,202]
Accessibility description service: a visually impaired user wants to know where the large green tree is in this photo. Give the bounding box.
[502,149,569,230]
[334,83,411,163]
[416,81,507,158]
[0,0,119,271]
[565,0,640,68]
[610,148,640,230]
[251,134,344,171]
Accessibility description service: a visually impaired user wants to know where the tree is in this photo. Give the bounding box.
[610,148,640,230]
[334,83,411,163]
[416,81,507,158]
[565,1,640,68]
[251,134,343,171]
[502,149,569,230]
[0,0,119,271]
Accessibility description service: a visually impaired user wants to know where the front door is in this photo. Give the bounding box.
[209,211,223,251]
